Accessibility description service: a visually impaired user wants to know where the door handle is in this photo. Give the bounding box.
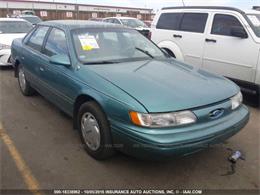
[205,38,217,43]
[173,34,182,38]
[39,67,44,72]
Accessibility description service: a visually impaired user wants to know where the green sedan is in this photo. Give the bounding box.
[11,20,249,160]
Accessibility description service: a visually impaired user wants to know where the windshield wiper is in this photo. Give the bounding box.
[83,60,120,65]
[135,47,154,59]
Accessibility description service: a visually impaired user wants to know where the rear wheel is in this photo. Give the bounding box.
[18,65,35,96]
[78,101,115,160]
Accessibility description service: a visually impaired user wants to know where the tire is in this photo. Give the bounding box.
[78,101,115,160]
[17,64,35,96]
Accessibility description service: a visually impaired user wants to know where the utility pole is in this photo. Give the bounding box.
[53,0,57,20]
[76,0,79,19]
[7,2,9,17]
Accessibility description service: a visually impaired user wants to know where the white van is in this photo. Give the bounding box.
[151,6,260,103]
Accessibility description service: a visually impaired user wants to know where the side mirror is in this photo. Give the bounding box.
[231,26,248,38]
[49,54,71,66]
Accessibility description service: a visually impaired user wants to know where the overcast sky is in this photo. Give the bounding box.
[29,0,259,11]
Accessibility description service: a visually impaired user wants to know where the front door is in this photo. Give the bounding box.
[39,27,76,115]
[202,13,258,82]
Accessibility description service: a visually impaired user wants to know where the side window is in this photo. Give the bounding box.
[110,19,116,23]
[180,13,208,33]
[211,14,244,36]
[113,19,121,24]
[156,13,183,30]
[27,26,49,52]
[104,19,113,23]
[43,28,68,57]
[23,26,36,43]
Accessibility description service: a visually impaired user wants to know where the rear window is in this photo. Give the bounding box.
[22,16,42,24]
[156,12,208,33]
[121,19,147,28]
[0,21,32,34]
[156,13,183,30]
[180,13,208,33]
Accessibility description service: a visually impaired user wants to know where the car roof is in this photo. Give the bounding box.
[104,17,139,20]
[18,15,40,18]
[0,18,27,22]
[39,20,126,30]
[244,9,260,14]
[160,6,260,17]
[161,6,246,14]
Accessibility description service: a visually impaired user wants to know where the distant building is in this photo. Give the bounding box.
[0,0,154,21]
[253,6,260,11]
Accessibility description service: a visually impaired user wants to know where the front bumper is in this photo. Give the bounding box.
[110,104,249,159]
[0,49,12,66]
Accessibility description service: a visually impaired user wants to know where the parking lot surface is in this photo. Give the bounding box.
[0,67,259,191]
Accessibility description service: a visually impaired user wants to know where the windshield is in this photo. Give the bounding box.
[0,21,32,33]
[22,16,42,24]
[246,14,260,37]
[121,19,148,28]
[72,28,165,64]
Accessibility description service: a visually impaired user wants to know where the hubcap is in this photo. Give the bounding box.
[81,112,101,151]
[18,67,26,92]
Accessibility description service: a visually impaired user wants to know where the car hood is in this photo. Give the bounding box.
[0,33,26,46]
[87,59,239,112]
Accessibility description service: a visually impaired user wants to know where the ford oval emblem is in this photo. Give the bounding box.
[209,109,224,119]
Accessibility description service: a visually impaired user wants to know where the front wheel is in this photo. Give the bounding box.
[78,101,115,160]
[18,65,35,96]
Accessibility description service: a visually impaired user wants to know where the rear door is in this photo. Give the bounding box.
[152,12,183,49]
[154,12,209,67]
[202,13,258,82]
[177,12,209,67]
[22,25,50,91]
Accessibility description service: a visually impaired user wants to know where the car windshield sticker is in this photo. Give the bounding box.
[78,35,100,51]
[248,15,260,27]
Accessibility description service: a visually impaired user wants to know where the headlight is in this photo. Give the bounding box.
[129,110,197,128]
[230,91,243,110]
[0,43,10,50]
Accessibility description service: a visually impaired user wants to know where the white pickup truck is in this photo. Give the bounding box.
[151,6,260,104]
